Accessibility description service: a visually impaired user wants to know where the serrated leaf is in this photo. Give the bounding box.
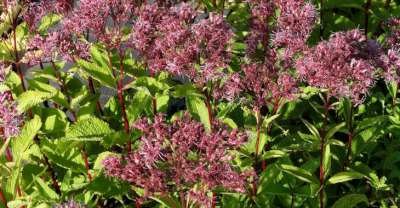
[327,171,365,184]
[12,116,42,163]
[90,45,109,68]
[34,177,59,200]
[42,145,86,173]
[17,90,53,112]
[331,194,368,208]
[64,116,114,141]
[77,59,115,88]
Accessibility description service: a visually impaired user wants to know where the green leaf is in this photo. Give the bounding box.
[17,90,53,112]
[5,166,20,197]
[327,171,365,184]
[187,96,211,132]
[331,194,368,208]
[64,116,114,141]
[151,195,182,208]
[126,76,170,96]
[262,114,280,129]
[301,119,320,139]
[325,122,346,140]
[0,137,11,159]
[38,13,62,34]
[90,45,110,69]
[77,59,116,88]
[172,84,203,98]
[34,177,59,200]
[279,164,319,185]
[12,116,42,163]
[42,145,87,173]
[261,150,286,160]
[323,144,331,177]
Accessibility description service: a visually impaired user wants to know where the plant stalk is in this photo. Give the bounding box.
[117,54,131,152]
[346,105,354,165]
[82,148,93,182]
[319,95,330,208]
[43,154,62,195]
[0,188,8,208]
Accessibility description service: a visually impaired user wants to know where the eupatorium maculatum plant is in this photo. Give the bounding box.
[1,0,400,207]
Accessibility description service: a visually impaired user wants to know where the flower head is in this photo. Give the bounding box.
[131,3,233,85]
[296,29,378,104]
[103,114,252,206]
[0,64,23,141]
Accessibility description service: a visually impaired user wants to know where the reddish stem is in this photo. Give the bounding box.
[135,200,141,208]
[50,61,77,121]
[5,147,13,162]
[44,155,62,195]
[12,22,26,92]
[117,55,131,152]
[88,77,104,116]
[0,188,8,208]
[212,192,216,208]
[152,97,157,114]
[82,149,93,182]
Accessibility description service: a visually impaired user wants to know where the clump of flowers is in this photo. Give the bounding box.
[296,29,378,105]
[379,18,400,83]
[0,64,22,141]
[273,0,317,63]
[24,0,72,32]
[215,0,316,111]
[24,31,90,65]
[103,114,253,207]
[131,2,233,85]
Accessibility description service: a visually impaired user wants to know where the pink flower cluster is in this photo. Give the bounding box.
[296,29,377,104]
[131,3,233,84]
[25,31,89,65]
[0,65,22,140]
[273,0,317,63]
[379,18,400,83]
[245,0,275,57]
[216,0,314,109]
[62,0,135,48]
[24,0,72,31]
[245,0,317,62]
[103,114,252,206]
